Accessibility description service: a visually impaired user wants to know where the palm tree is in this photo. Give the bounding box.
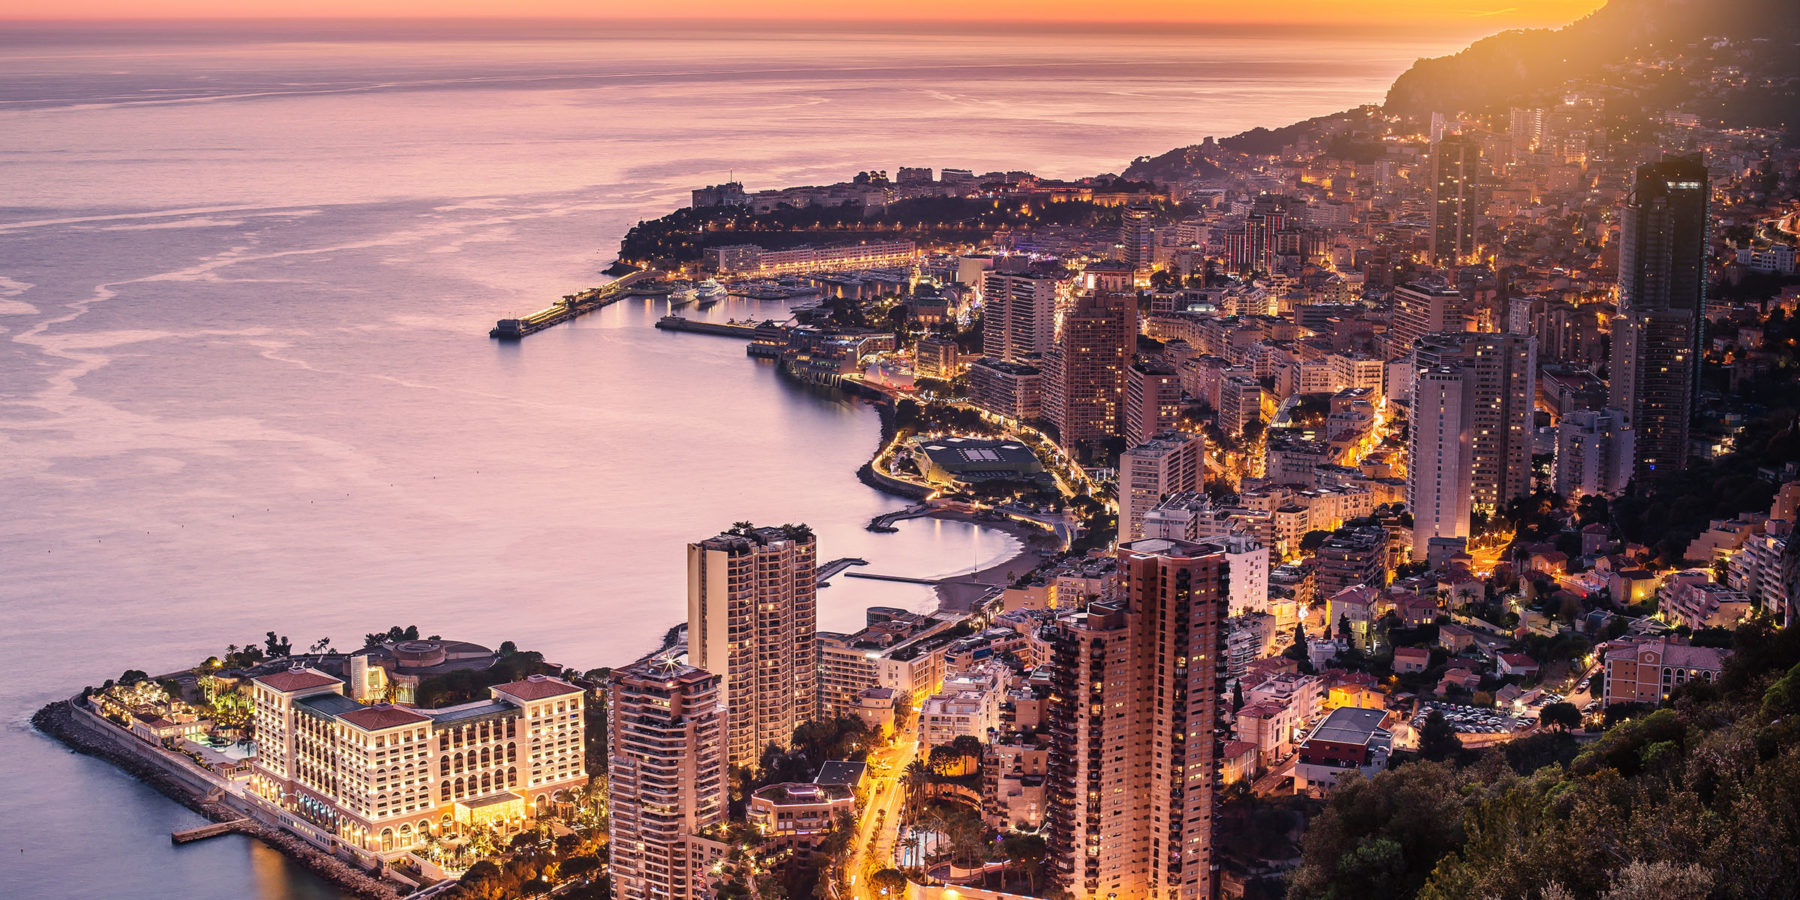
[900,759,930,818]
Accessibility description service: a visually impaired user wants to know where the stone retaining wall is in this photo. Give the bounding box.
[33,700,402,900]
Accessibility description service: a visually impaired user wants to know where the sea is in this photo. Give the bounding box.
[0,20,1471,898]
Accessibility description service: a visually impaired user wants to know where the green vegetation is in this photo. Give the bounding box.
[619,192,1186,270]
[413,650,561,709]
[1287,620,1800,899]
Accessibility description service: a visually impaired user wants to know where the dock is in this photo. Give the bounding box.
[172,819,248,844]
[490,270,650,339]
[653,316,760,338]
[842,571,938,585]
[868,503,932,532]
[815,557,868,586]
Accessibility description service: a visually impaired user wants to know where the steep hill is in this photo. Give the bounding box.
[1382,0,1796,119]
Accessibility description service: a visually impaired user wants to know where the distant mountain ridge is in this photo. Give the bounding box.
[1382,0,1794,118]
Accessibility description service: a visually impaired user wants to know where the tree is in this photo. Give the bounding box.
[1232,681,1245,712]
[869,868,907,899]
[1539,702,1582,733]
[1000,832,1048,893]
[264,631,291,658]
[1418,710,1460,762]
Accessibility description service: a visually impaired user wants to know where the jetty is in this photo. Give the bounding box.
[172,819,248,844]
[842,571,938,586]
[815,556,868,586]
[653,315,759,337]
[868,503,932,532]
[490,270,651,339]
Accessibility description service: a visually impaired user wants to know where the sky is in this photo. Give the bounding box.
[0,0,1610,30]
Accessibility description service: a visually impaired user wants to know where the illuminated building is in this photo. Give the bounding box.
[1408,332,1536,559]
[1124,359,1184,447]
[246,667,587,859]
[1610,155,1708,481]
[608,660,729,900]
[687,524,819,768]
[982,268,1064,361]
[1043,291,1136,455]
[1046,538,1229,900]
[1119,431,1205,542]
[1430,134,1479,264]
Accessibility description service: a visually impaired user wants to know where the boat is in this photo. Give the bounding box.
[694,279,728,305]
[668,287,699,308]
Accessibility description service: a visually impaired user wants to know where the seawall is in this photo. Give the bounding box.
[32,700,401,900]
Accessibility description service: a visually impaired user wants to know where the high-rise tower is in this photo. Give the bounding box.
[1408,331,1536,559]
[608,661,729,900]
[1431,134,1480,264]
[1610,155,1708,482]
[1046,538,1229,900]
[1043,291,1136,456]
[687,524,818,768]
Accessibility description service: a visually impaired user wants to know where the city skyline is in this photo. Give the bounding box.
[11,0,1800,898]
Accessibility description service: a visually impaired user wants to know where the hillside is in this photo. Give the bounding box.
[1382,0,1797,119]
[1285,618,1800,900]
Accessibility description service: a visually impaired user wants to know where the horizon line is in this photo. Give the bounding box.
[0,14,1557,31]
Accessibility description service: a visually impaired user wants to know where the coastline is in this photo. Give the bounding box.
[922,508,1060,611]
[31,700,399,900]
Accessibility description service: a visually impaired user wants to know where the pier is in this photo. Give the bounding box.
[490,270,650,339]
[653,316,760,338]
[815,556,868,586]
[842,571,938,585]
[868,503,932,532]
[171,819,248,844]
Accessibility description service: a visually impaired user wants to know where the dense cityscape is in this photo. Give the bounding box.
[29,0,1800,899]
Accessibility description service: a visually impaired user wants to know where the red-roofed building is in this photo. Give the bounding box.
[1438,624,1476,654]
[247,666,588,861]
[1603,636,1727,708]
[1496,653,1540,679]
[1221,740,1260,785]
[1436,667,1480,695]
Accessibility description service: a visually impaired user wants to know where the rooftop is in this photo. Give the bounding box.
[339,703,433,732]
[492,674,584,702]
[254,667,341,693]
[1305,706,1390,747]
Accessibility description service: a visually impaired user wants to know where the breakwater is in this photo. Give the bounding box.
[32,700,401,900]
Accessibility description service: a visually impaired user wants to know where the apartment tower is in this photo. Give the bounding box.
[608,661,729,900]
[1610,154,1708,482]
[1431,134,1480,264]
[983,268,1064,361]
[1407,331,1536,559]
[1046,538,1230,900]
[687,524,818,767]
[1119,431,1206,543]
[1043,291,1137,456]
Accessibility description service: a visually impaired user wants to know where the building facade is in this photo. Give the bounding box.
[1045,538,1229,900]
[1043,291,1136,455]
[609,661,729,900]
[688,525,819,768]
[1609,155,1708,482]
[1408,332,1535,559]
[247,667,587,859]
[1119,431,1206,543]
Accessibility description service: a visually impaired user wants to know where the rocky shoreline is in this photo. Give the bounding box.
[32,700,402,900]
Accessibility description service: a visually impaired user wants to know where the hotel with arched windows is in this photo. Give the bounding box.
[247,666,588,859]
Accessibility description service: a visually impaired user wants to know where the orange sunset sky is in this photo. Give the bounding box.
[1,0,1609,29]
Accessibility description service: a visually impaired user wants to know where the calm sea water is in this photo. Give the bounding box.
[0,22,1464,897]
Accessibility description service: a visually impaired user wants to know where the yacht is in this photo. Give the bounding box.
[694,279,728,305]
